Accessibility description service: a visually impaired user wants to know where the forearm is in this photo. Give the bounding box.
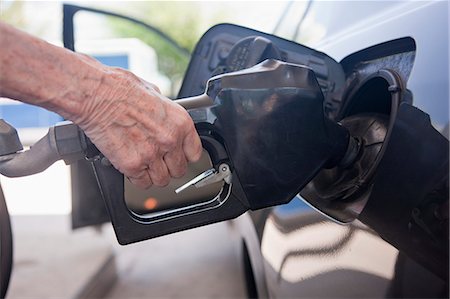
[0,22,105,121]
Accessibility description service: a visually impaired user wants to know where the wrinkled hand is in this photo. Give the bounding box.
[0,23,201,188]
[75,65,202,189]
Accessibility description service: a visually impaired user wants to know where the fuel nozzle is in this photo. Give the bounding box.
[175,59,355,210]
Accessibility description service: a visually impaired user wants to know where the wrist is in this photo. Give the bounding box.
[71,65,132,134]
[52,53,107,122]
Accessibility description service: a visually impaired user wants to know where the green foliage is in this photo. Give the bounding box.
[105,2,212,91]
[108,16,190,87]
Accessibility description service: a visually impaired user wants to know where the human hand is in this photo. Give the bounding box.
[74,65,202,189]
[0,23,201,188]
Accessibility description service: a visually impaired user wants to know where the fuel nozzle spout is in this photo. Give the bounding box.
[321,117,358,170]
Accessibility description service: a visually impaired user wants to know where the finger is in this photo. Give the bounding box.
[163,147,188,178]
[127,169,153,189]
[148,158,171,187]
[182,129,202,162]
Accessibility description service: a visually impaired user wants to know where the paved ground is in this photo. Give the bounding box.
[6,215,247,299]
[106,221,247,298]
[7,215,115,299]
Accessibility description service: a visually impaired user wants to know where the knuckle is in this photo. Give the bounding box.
[122,158,142,174]
[180,120,196,140]
[195,143,203,157]
[180,113,193,128]
[153,174,170,187]
[191,147,202,162]
[189,144,203,163]
[172,165,187,178]
[144,146,158,161]
[111,68,140,86]
[137,77,160,94]
[130,177,152,189]
[112,66,130,75]
[159,130,178,150]
[147,82,161,94]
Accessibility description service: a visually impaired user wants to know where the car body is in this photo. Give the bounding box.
[231,1,448,298]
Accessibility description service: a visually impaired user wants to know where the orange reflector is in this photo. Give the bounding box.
[144,197,158,210]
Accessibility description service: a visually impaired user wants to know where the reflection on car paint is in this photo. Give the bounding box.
[261,197,398,297]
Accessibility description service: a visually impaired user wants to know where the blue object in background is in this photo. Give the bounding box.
[94,54,129,69]
[0,54,129,128]
[274,195,313,215]
[0,104,63,129]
